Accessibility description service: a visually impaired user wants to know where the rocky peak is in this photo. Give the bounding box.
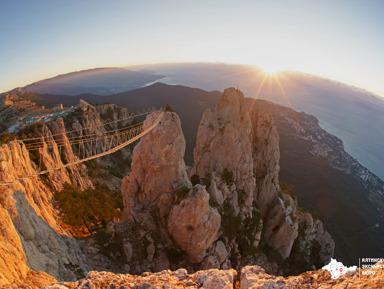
[215,88,252,132]
[249,109,280,217]
[191,87,255,211]
[122,112,191,220]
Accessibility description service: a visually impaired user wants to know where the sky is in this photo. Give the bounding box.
[0,0,383,96]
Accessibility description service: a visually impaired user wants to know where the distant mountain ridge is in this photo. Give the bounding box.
[20,67,163,96]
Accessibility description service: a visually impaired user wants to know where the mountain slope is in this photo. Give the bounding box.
[248,99,384,265]
[21,67,163,96]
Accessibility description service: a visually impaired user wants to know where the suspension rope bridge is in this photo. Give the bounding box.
[0,107,165,186]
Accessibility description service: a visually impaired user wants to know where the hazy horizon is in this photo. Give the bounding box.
[3,62,384,102]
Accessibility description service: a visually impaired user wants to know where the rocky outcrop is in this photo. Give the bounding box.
[168,185,221,263]
[0,103,130,286]
[120,112,220,272]
[4,270,57,289]
[44,262,384,289]
[0,139,92,286]
[0,202,30,285]
[191,88,255,212]
[250,109,280,217]
[190,88,332,268]
[49,118,92,190]
[122,112,191,221]
[117,88,333,276]
[44,268,237,289]
[239,263,384,289]
[289,212,335,269]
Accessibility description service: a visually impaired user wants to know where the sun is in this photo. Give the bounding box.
[261,64,283,74]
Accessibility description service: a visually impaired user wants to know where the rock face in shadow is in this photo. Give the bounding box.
[250,109,280,217]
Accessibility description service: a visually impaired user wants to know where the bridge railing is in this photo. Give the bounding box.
[0,108,165,186]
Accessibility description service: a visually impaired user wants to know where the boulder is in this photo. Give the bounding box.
[168,185,221,263]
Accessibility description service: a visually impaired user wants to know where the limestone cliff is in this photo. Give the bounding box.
[120,112,221,273]
[190,88,333,268]
[191,88,256,214]
[0,102,133,287]
[118,88,334,276]
[0,139,91,287]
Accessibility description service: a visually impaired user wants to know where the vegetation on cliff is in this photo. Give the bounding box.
[54,183,123,236]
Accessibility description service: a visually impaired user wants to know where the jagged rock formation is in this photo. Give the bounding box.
[191,88,256,214]
[122,112,191,222]
[249,109,280,217]
[0,140,91,287]
[120,112,221,272]
[44,262,384,288]
[118,88,334,276]
[190,88,333,264]
[0,102,134,287]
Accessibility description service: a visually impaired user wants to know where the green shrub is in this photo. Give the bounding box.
[238,189,247,203]
[54,183,122,236]
[202,173,212,189]
[103,107,115,120]
[290,211,296,222]
[296,205,305,214]
[310,210,319,221]
[238,236,259,256]
[191,174,200,186]
[221,168,234,186]
[186,225,194,231]
[175,186,190,200]
[209,200,220,208]
[17,121,44,139]
[279,182,297,200]
[0,132,15,145]
[165,104,174,112]
[106,166,124,179]
[222,212,242,240]
[261,243,284,263]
